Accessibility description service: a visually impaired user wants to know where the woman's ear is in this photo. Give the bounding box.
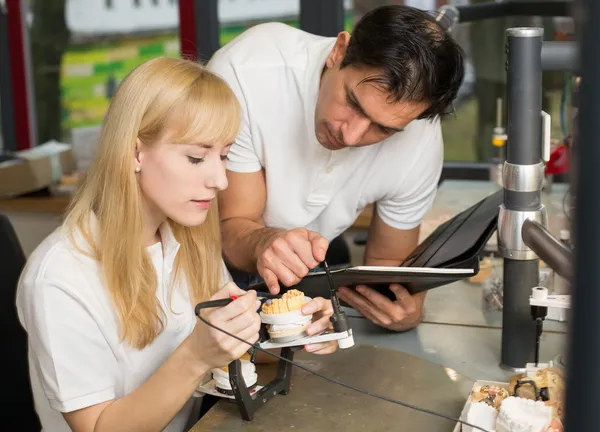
[134,137,143,169]
[325,31,351,69]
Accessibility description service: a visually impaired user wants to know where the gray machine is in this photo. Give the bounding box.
[436,1,600,430]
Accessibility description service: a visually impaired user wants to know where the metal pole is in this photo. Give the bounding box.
[300,0,345,37]
[0,0,17,152]
[564,0,600,428]
[498,28,546,371]
[195,0,219,62]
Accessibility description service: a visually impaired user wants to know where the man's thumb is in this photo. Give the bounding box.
[307,230,329,262]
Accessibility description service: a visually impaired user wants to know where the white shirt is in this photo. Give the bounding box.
[207,22,443,241]
[16,220,225,431]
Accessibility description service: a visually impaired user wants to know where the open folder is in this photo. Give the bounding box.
[249,189,503,300]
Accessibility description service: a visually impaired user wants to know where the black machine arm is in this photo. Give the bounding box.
[521,219,573,281]
[433,0,572,30]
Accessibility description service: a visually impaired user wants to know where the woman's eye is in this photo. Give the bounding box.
[187,156,204,164]
[220,155,230,161]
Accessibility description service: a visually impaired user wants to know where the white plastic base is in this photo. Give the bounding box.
[259,330,354,350]
[525,361,554,378]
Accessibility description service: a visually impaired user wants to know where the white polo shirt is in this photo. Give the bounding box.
[16,220,227,431]
[207,23,443,241]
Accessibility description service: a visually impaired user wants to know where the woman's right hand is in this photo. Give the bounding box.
[189,282,261,372]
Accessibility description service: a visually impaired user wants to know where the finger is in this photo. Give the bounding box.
[307,231,329,262]
[301,297,333,316]
[306,313,333,336]
[210,281,247,300]
[305,341,338,355]
[355,285,407,323]
[338,287,392,326]
[212,290,258,322]
[229,331,260,360]
[232,315,262,348]
[261,249,305,287]
[225,309,260,335]
[220,313,261,354]
[269,237,311,279]
[261,267,281,294]
[390,284,418,314]
[286,232,320,269]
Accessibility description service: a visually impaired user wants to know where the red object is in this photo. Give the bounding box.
[230,296,238,301]
[178,0,197,60]
[7,0,32,150]
[545,144,570,176]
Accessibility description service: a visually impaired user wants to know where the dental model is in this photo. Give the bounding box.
[260,289,312,342]
[211,353,258,395]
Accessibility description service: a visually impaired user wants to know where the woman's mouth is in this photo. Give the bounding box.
[191,199,212,209]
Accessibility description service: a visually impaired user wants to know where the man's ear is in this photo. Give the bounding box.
[325,31,351,69]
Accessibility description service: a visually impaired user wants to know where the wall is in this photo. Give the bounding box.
[66,0,353,36]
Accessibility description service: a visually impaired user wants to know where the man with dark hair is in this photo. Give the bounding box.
[208,5,464,332]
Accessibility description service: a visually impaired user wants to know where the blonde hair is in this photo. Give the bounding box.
[63,57,241,349]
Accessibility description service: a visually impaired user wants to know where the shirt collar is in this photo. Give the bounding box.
[158,221,181,272]
[82,213,181,271]
[304,36,337,149]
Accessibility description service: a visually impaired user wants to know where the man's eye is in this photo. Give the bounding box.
[187,156,204,164]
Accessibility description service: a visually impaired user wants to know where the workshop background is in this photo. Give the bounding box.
[0,1,578,431]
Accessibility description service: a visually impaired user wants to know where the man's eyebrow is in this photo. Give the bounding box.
[345,85,404,133]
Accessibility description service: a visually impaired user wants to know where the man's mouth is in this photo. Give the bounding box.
[326,128,344,150]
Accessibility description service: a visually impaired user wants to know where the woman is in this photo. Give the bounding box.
[16,57,336,432]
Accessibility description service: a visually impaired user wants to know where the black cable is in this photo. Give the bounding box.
[196,314,491,432]
[563,185,572,223]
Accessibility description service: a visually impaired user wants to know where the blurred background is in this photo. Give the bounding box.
[0,0,572,167]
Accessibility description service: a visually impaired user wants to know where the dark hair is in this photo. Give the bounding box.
[340,5,465,120]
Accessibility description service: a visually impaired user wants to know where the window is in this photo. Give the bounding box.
[105,0,113,9]
[133,0,141,7]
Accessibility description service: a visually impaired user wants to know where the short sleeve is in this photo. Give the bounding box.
[18,278,117,413]
[207,54,261,173]
[376,122,443,230]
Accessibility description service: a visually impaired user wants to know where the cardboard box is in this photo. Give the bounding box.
[0,141,77,198]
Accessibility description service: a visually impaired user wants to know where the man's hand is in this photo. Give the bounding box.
[256,228,329,294]
[337,284,424,332]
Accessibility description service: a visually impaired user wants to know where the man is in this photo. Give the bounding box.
[208,5,464,332]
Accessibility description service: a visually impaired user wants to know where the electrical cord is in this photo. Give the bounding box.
[563,185,572,223]
[196,313,492,432]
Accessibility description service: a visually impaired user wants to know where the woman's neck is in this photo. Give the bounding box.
[140,197,166,247]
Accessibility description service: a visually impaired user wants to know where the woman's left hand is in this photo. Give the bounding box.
[300,297,338,355]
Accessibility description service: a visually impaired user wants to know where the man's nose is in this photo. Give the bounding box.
[341,116,370,146]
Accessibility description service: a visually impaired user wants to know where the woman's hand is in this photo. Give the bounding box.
[300,297,338,355]
[189,282,261,372]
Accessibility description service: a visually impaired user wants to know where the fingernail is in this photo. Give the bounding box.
[256,300,262,309]
[356,286,364,294]
[305,344,314,352]
[302,304,314,315]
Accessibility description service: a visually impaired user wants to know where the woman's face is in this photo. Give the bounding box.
[135,135,230,228]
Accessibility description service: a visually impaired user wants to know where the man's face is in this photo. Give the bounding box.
[314,33,429,150]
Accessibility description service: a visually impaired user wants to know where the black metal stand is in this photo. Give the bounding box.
[227,346,300,421]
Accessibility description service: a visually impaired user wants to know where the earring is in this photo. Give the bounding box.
[135,166,141,173]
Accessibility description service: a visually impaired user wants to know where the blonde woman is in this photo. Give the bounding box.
[16,57,336,432]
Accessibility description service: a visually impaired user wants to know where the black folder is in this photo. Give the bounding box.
[249,189,503,300]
